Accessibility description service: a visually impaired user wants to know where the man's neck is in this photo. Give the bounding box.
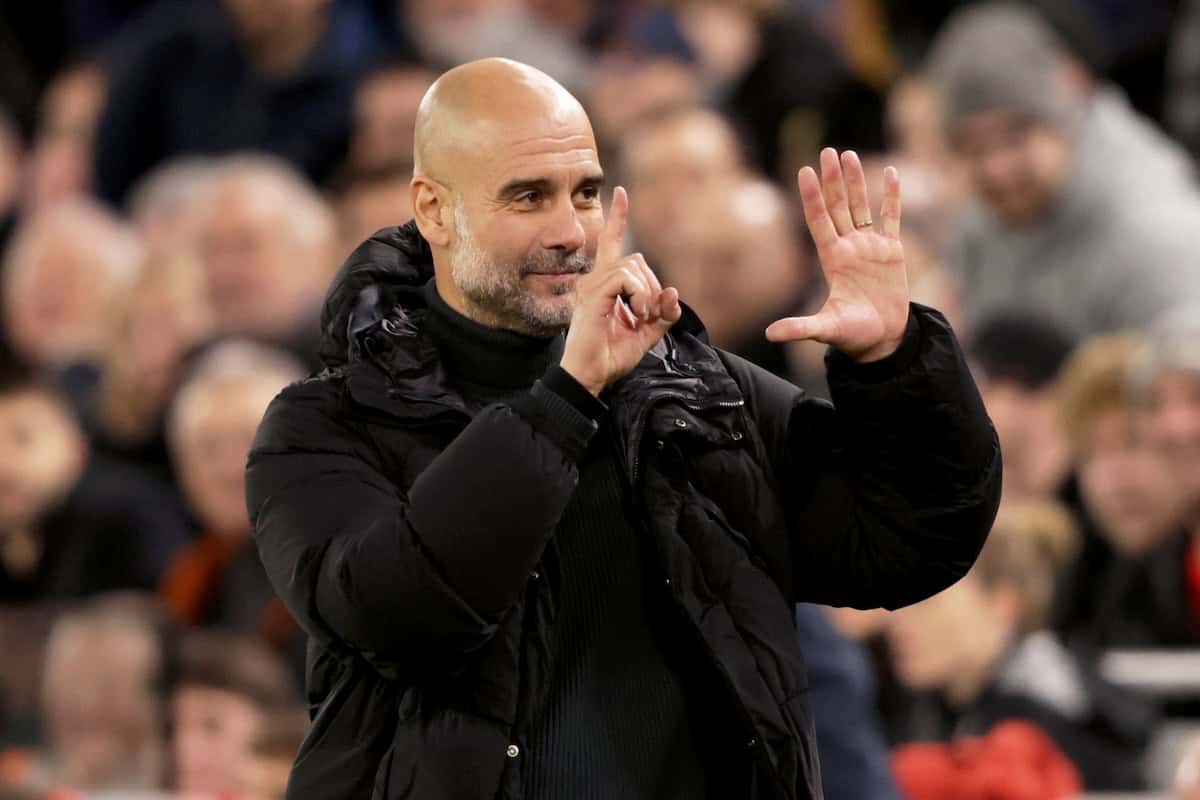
[423,279,564,391]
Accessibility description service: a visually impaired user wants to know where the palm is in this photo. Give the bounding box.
[767,149,910,362]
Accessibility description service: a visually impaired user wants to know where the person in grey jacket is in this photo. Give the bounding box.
[928,2,1200,340]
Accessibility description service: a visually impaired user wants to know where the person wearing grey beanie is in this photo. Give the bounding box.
[926,2,1200,341]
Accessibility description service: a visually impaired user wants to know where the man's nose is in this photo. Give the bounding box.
[542,200,586,252]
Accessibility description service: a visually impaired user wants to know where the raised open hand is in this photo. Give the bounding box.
[560,187,682,396]
[766,148,909,362]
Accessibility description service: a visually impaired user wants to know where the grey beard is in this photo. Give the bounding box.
[451,210,592,336]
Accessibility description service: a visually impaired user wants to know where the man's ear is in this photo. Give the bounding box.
[411,176,453,247]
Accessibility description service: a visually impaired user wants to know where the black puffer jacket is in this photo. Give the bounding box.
[246,223,1002,799]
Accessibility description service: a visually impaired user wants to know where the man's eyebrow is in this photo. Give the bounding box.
[496,177,555,199]
[574,173,606,192]
[495,173,606,200]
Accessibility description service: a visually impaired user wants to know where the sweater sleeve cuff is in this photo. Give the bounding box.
[825,307,922,384]
[541,365,608,421]
[507,366,605,461]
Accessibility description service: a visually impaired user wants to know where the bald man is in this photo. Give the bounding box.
[247,59,1001,799]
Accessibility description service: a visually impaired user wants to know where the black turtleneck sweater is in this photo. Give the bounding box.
[422,281,709,799]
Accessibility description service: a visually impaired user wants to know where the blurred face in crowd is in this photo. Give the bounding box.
[3,205,140,369]
[621,110,744,260]
[1078,408,1184,553]
[953,110,1071,227]
[413,60,605,335]
[1146,369,1200,508]
[887,574,1016,704]
[172,375,281,538]
[980,379,1070,501]
[115,256,214,406]
[352,67,435,172]
[173,685,263,795]
[196,174,330,340]
[337,171,415,255]
[42,620,163,790]
[0,389,85,531]
[24,64,106,211]
[659,180,807,348]
[588,59,700,149]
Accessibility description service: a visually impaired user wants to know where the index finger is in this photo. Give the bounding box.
[597,185,628,268]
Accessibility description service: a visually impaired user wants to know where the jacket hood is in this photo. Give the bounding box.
[319,221,711,369]
[318,222,433,369]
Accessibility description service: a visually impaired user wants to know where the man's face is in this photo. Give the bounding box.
[446,111,604,335]
[980,379,1070,501]
[1079,408,1184,554]
[338,176,415,254]
[4,233,123,368]
[0,389,84,529]
[1146,370,1200,506]
[42,625,161,789]
[197,182,311,337]
[175,379,279,537]
[623,115,742,258]
[955,110,1070,227]
[172,685,263,794]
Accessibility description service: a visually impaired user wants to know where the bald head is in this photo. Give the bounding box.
[414,58,592,186]
[410,59,605,336]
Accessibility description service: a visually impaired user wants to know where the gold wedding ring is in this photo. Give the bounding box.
[854,218,874,229]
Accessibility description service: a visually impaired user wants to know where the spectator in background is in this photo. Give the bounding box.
[969,313,1075,502]
[657,176,816,379]
[1,200,140,374]
[619,106,746,264]
[928,3,1200,338]
[125,157,216,257]
[665,0,885,181]
[348,60,434,174]
[587,56,701,160]
[887,501,1157,791]
[161,341,303,643]
[193,155,336,368]
[93,0,375,206]
[333,160,415,259]
[22,62,105,214]
[402,0,590,89]
[1136,330,1200,640]
[171,630,298,798]
[1050,334,1197,650]
[81,249,214,488]
[0,361,191,603]
[795,604,902,800]
[0,595,172,795]
[240,709,309,800]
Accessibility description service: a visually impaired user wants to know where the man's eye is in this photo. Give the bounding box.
[516,191,541,205]
[576,186,600,203]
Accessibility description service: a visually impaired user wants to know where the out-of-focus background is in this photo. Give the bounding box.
[1,1,1200,798]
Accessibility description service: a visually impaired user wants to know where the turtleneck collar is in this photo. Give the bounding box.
[422,279,565,390]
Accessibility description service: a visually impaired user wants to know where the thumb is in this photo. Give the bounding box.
[765,312,837,343]
[596,186,628,269]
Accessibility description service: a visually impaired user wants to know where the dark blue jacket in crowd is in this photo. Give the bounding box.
[92,0,384,206]
[795,603,902,800]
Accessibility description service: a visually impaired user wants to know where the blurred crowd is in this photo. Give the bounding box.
[1,0,1200,798]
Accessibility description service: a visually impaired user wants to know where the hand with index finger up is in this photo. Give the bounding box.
[560,186,683,396]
